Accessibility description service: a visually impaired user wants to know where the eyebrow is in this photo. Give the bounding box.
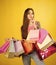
[28,11,34,14]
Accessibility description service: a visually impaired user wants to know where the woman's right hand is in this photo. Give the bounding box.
[29,19,37,29]
[26,40,36,44]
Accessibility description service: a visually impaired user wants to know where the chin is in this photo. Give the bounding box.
[29,18,33,20]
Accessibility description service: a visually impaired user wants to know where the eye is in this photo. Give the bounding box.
[28,12,34,15]
[28,12,30,14]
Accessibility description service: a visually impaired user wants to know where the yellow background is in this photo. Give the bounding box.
[0,0,56,65]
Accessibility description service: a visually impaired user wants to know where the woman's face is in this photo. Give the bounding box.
[27,10,34,20]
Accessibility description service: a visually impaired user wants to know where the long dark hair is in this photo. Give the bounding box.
[21,8,34,39]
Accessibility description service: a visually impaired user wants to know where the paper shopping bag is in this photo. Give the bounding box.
[34,42,56,60]
[22,40,34,55]
[37,34,54,50]
[14,40,25,56]
[38,28,48,43]
[8,39,15,58]
[27,29,39,41]
[0,40,10,54]
[39,45,56,60]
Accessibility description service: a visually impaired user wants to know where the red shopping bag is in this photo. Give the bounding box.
[0,40,10,54]
[22,40,34,55]
[39,45,56,60]
[34,42,56,60]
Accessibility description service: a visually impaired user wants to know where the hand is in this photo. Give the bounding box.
[26,40,36,44]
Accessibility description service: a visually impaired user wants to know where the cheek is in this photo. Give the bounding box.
[32,15,34,18]
[27,15,34,19]
[27,15,30,19]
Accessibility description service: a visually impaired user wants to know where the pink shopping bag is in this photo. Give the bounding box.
[0,40,10,53]
[38,28,48,43]
[14,40,25,56]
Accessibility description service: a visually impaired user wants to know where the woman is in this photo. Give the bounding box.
[21,8,45,65]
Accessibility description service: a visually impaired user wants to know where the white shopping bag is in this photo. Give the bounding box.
[8,39,15,58]
[37,34,54,50]
[27,30,39,41]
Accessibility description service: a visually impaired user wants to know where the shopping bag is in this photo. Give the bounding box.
[14,40,25,56]
[39,45,56,60]
[8,39,15,58]
[52,42,56,47]
[38,28,48,43]
[22,40,34,55]
[37,34,54,50]
[34,43,56,60]
[0,40,10,54]
[27,29,39,41]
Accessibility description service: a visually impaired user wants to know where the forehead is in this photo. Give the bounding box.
[28,10,33,13]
